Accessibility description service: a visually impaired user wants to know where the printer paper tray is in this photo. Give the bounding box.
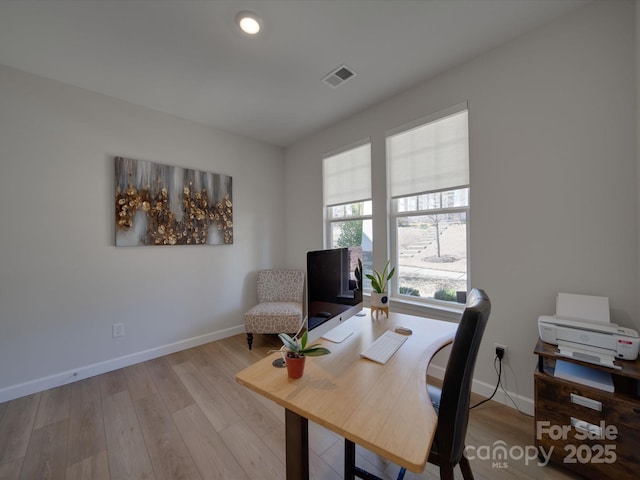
[557,341,621,370]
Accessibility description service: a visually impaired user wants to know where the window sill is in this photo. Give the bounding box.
[364,293,464,321]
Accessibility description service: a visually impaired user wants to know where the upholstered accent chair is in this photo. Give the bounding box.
[244,269,305,350]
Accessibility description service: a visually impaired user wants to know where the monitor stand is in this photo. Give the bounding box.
[322,324,354,343]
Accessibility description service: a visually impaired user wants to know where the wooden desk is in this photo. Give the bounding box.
[236,309,458,480]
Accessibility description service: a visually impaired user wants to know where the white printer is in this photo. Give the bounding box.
[538,293,640,369]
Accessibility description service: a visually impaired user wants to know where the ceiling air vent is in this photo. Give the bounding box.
[322,64,357,88]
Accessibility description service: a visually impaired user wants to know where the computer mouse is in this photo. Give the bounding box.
[395,326,412,335]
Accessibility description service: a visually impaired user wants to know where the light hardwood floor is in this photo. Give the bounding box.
[0,333,581,480]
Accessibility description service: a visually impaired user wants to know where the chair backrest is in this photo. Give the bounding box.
[256,269,305,303]
[436,288,491,465]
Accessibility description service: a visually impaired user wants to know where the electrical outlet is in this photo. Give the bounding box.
[112,322,125,338]
[494,343,507,361]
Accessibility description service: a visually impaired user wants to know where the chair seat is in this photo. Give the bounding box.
[244,302,303,334]
[427,384,442,413]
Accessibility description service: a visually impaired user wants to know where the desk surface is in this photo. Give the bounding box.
[235,309,458,472]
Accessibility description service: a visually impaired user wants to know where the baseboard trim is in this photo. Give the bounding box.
[0,324,246,403]
[428,364,534,416]
[2,327,536,415]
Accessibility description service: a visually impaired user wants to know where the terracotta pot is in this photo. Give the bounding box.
[285,354,306,379]
[370,292,389,308]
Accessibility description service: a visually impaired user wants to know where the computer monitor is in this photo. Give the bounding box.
[306,247,363,342]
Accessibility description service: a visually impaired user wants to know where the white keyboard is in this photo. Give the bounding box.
[360,330,408,364]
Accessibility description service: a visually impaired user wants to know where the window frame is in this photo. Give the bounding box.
[386,103,470,309]
[389,187,470,307]
[325,201,373,249]
[322,140,373,288]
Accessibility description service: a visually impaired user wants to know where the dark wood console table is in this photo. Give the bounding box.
[534,339,640,479]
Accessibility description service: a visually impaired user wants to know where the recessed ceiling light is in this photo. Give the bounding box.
[236,11,262,36]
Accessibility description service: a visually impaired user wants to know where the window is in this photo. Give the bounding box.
[387,104,469,304]
[323,141,372,289]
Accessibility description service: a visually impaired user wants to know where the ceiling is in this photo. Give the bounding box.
[0,0,590,147]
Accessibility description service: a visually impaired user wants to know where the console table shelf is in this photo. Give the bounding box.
[533,339,640,480]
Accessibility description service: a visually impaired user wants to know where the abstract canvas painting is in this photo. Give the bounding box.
[115,156,233,246]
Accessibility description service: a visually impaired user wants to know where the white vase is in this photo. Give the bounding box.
[370,292,389,308]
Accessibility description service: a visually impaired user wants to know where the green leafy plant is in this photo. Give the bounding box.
[336,218,363,248]
[366,260,396,293]
[434,289,457,301]
[399,286,420,297]
[277,331,331,358]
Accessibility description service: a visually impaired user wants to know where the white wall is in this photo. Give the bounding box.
[285,0,638,411]
[0,65,285,401]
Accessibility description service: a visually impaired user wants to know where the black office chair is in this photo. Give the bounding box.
[345,288,491,480]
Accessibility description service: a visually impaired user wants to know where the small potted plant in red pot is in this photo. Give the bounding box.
[277,332,331,379]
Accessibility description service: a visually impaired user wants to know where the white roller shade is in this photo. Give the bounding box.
[388,107,468,198]
[323,142,371,207]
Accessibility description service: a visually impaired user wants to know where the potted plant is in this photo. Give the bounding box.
[366,260,395,309]
[276,331,331,378]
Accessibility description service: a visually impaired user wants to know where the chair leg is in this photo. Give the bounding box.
[247,333,253,350]
[459,455,474,480]
[439,463,455,480]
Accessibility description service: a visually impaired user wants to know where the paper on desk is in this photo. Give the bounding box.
[555,292,610,324]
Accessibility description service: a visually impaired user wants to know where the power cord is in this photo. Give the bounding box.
[469,348,534,417]
[470,354,502,409]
